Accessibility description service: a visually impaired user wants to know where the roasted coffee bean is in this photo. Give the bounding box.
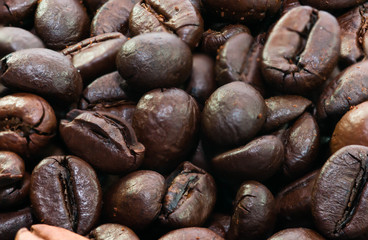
[91,0,139,36]
[0,93,57,157]
[215,32,265,95]
[116,32,192,93]
[83,0,108,15]
[0,173,30,210]
[34,0,90,50]
[268,228,325,240]
[202,81,266,147]
[300,0,365,10]
[263,95,312,132]
[133,88,200,173]
[60,111,144,174]
[159,161,216,228]
[201,24,250,56]
[0,0,37,26]
[88,224,139,240]
[0,27,44,59]
[15,224,88,240]
[103,170,165,230]
[0,207,33,240]
[227,181,276,240]
[202,0,281,23]
[129,0,203,49]
[0,48,83,105]
[0,151,24,188]
[30,155,102,235]
[261,6,340,94]
[159,227,224,240]
[312,145,368,239]
[62,32,127,84]
[212,135,283,183]
[330,101,368,153]
[206,213,231,238]
[185,54,216,106]
[86,101,136,124]
[338,4,368,67]
[283,112,319,179]
[317,60,368,120]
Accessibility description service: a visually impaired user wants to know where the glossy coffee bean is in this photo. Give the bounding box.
[262,6,340,94]
[159,227,224,240]
[0,0,37,26]
[129,0,204,49]
[60,111,144,174]
[88,224,139,240]
[30,156,102,235]
[159,162,217,228]
[330,101,368,153]
[133,88,200,173]
[0,173,30,210]
[312,145,368,239]
[103,170,165,230]
[300,0,365,10]
[0,93,57,157]
[227,181,276,240]
[268,228,325,240]
[317,60,368,120]
[0,207,33,240]
[15,224,88,240]
[62,32,127,84]
[0,151,24,188]
[116,32,192,93]
[212,135,284,182]
[0,27,44,59]
[202,81,266,147]
[91,0,139,36]
[34,0,90,50]
[0,48,83,105]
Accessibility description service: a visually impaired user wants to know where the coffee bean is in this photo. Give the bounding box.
[88,224,139,240]
[0,207,33,240]
[0,151,24,188]
[268,228,325,240]
[300,0,365,10]
[159,227,224,240]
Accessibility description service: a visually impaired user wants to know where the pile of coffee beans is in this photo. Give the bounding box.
[2,0,368,239]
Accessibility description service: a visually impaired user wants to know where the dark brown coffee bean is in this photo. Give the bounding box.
[283,112,319,179]
[0,27,44,59]
[0,151,24,188]
[15,224,88,240]
[159,161,217,228]
[0,93,57,157]
[91,0,139,36]
[60,111,145,174]
[83,0,108,15]
[0,0,37,26]
[216,32,265,95]
[317,60,368,120]
[264,95,312,132]
[133,88,200,173]
[61,32,127,84]
[34,0,90,50]
[88,224,139,240]
[159,227,224,240]
[206,213,231,238]
[202,81,266,147]
[212,135,284,182]
[116,32,192,93]
[0,173,30,210]
[201,24,250,56]
[30,155,102,235]
[268,228,325,240]
[103,170,165,230]
[227,181,276,240]
[300,0,365,10]
[312,145,368,239]
[0,207,33,240]
[87,101,136,124]
[261,6,340,94]
[0,48,83,105]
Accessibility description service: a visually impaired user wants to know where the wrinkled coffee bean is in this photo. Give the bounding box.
[34,0,90,50]
[60,111,144,174]
[159,161,217,228]
[103,170,165,231]
[129,0,204,49]
[312,145,368,239]
[133,88,200,173]
[0,93,57,157]
[30,156,102,235]
[261,6,340,94]
[15,224,88,240]
[0,207,33,240]
[116,32,192,93]
[268,228,325,240]
[159,227,224,240]
[0,48,83,105]
[202,81,266,147]
[88,223,139,240]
